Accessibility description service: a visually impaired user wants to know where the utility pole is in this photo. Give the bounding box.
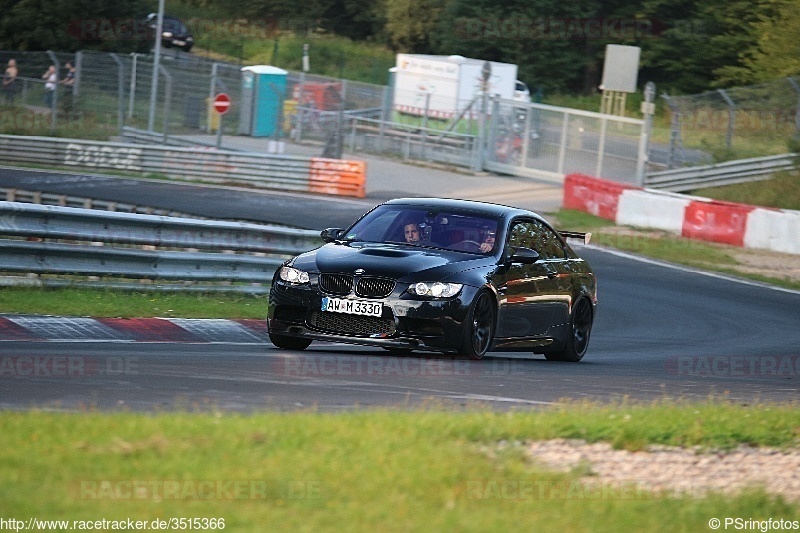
[147,0,164,132]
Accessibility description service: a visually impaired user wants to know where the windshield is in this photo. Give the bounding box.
[342,205,501,254]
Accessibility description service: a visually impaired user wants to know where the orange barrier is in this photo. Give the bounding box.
[308,158,367,198]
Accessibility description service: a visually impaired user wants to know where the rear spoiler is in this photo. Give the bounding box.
[558,230,592,245]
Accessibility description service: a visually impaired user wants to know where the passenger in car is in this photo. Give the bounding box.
[479,230,496,253]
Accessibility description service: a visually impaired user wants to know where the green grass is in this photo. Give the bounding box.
[555,208,738,266]
[1,402,798,531]
[0,286,265,319]
[693,171,800,210]
[0,104,119,140]
[241,34,395,85]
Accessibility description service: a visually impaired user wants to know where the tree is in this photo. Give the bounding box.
[714,0,799,84]
[639,0,775,92]
[0,0,152,52]
[321,0,386,41]
[384,0,445,53]
[431,0,602,93]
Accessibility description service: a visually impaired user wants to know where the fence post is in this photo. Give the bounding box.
[717,88,735,149]
[635,81,656,186]
[74,51,82,99]
[110,54,125,136]
[557,111,570,174]
[128,53,139,120]
[596,116,608,178]
[521,103,532,164]
[46,50,60,132]
[159,65,172,143]
[471,91,489,172]
[208,63,219,134]
[788,77,800,138]
[662,93,681,169]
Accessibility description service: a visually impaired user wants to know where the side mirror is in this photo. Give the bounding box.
[320,228,343,243]
[508,247,540,264]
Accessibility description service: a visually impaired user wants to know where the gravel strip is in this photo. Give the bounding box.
[524,439,800,501]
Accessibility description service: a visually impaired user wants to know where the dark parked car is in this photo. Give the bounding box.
[145,14,193,52]
[268,198,597,361]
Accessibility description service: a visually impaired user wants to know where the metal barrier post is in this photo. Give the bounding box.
[110,53,125,135]
[635,81,656,186]
[596,116,608,178]
[787,77,800,138]
[717,88,736,149]
[46,50,60,131]
[557,111,570,174]
[160,65,172,143]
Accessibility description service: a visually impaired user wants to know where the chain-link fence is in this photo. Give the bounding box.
[662,77,800,167]
[0,49,387,145]
[0,50,86,135]
[485,98,644,184]
[1,49,647,182]
[342,96,646,184]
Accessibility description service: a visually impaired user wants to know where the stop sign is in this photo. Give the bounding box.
[213,93,231,114]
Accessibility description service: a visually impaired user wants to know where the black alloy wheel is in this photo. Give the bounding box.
[460,290,495,360]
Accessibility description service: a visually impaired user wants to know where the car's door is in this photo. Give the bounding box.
[533,221,573,333]
[494,218,568,338]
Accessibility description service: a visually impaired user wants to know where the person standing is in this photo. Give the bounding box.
[3,59,18,104]
[42,65,57,108]
[60,61,76,111]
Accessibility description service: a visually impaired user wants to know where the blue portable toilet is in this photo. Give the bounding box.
[238,65,287,137]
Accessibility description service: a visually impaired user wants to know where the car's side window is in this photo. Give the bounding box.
[507,220,536,252]
[508,219,565,260]
[533,220,566,260]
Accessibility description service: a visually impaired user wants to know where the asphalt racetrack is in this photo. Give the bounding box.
[1,167,799,410]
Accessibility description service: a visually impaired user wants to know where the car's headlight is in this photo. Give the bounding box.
[408,282,462,298]
[279,266,309,284]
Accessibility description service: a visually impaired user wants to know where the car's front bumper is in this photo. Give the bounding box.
[268,280,478,353]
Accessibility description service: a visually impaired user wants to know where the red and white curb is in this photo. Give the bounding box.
[0,315,269,343]
[564,173,800,255]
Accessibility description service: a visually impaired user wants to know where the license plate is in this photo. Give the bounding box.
[321,297,383,317]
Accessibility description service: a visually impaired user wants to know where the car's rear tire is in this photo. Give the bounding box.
[269,333,312,351]
[459,289,495,360]
[545,297,593,362]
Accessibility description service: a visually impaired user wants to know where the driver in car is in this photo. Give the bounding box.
[404,222,422,243]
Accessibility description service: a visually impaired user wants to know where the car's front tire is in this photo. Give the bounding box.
[545,297,593,362]
[269,333,312,351]
[459,289,495,360]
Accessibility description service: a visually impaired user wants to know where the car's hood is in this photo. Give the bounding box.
[291,242,493,281]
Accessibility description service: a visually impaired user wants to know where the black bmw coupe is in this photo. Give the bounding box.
[268,198,596,361]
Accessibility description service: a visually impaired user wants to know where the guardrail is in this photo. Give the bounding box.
[346,116,476,167]
[0,201,321,292]
[645,153,797,192]
[1,187,193,217]
[0,133,367,198]
[120,126,224,149]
